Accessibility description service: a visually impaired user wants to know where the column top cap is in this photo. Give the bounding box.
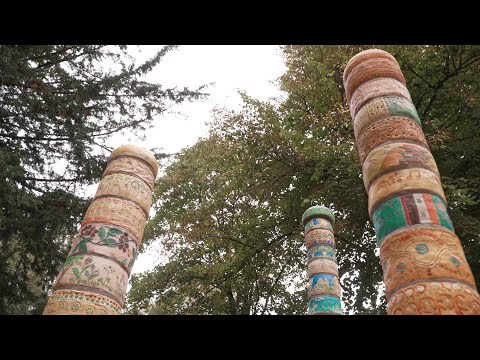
[343,48,398,84]
[108,144,159,177]
[302,206,335,226]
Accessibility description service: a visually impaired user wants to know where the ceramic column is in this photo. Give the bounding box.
[343,49,480,314]
[302,206,343,315]
[43,145,158,315]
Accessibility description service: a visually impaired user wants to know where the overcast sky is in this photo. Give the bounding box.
[120,45,288,274]
[104,45,288,155]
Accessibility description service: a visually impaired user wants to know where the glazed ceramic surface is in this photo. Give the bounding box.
[103,157,156,190]
[308,295,343,315]
[345,57,405,102]
[302,206,336,226]
[354,96,421,140]
[356,117,428,164]
[387,281,480,315]
[43,289,122,315]
[368,168,446,217]
[83,197,147,241]
[344,49,480,314]
[304,217,333,233]
[44,145,157,315]
[95,173,153,213]
[380,227,475,299]
[68,223,139,275]
[303,207,342,314]
[343,49,399,84]
[349,78,412,119]
[362,142,438,191]
[308,273,342,298]
[305,229,336,248]
[308,258,339,278]
[372,193,454,246]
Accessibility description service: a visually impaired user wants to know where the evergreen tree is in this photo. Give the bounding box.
[0,45,206,314]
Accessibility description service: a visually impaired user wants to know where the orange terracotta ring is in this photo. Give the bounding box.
[354,96,421,140]
[95,173,153,215]
[379,227,476,300]
[109,144,159,178]
[304,229,335,248]
[345,57,405,103]
[43,289,122,315]
[68,223,139,275]
[343,48,399,85]
[103,156,156,190]
[349,78,412,119]
[368,168,446,217]
[82,197,147,242]
[387,281,480,315]
[53,253,129,306]
[357,117,428,164]
[308,258,339,278]
[362,142,439,192]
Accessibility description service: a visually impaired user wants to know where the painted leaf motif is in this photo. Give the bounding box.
[128,259,135,269]
[72,267,80,279]
[64,255,84,266]
[102,238,118,247]
[90,273,99,278]
[77,241,88,254]
[98,227,107,240]
[107,228,123,237]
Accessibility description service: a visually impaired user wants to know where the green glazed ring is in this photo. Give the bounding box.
[302,206,335,226]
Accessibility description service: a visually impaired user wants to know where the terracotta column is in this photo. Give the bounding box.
[43,145,158,315]
[302,206,343,315]
[343,49,480,314]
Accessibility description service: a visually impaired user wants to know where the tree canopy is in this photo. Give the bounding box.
[127,45,480,314]
[0,45,205,314]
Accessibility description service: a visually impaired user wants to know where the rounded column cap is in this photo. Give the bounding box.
[108,144,159,177]
[343,48,399,85]
[302,206,335,226]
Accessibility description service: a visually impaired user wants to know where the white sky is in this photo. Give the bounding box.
[104,45,287,155]
[107,45,289,274]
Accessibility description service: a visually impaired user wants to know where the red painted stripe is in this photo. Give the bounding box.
[405,194,420,224]
[424,193,440,225]
[400,195,412,225]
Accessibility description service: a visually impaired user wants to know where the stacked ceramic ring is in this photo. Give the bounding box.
[302,206,343,315]
[344,49,480,314]
[43,145,158,315]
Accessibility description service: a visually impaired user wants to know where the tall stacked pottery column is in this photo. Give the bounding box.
[302,206,343,315]
[43,145,158,315]
[343,49,480,314]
